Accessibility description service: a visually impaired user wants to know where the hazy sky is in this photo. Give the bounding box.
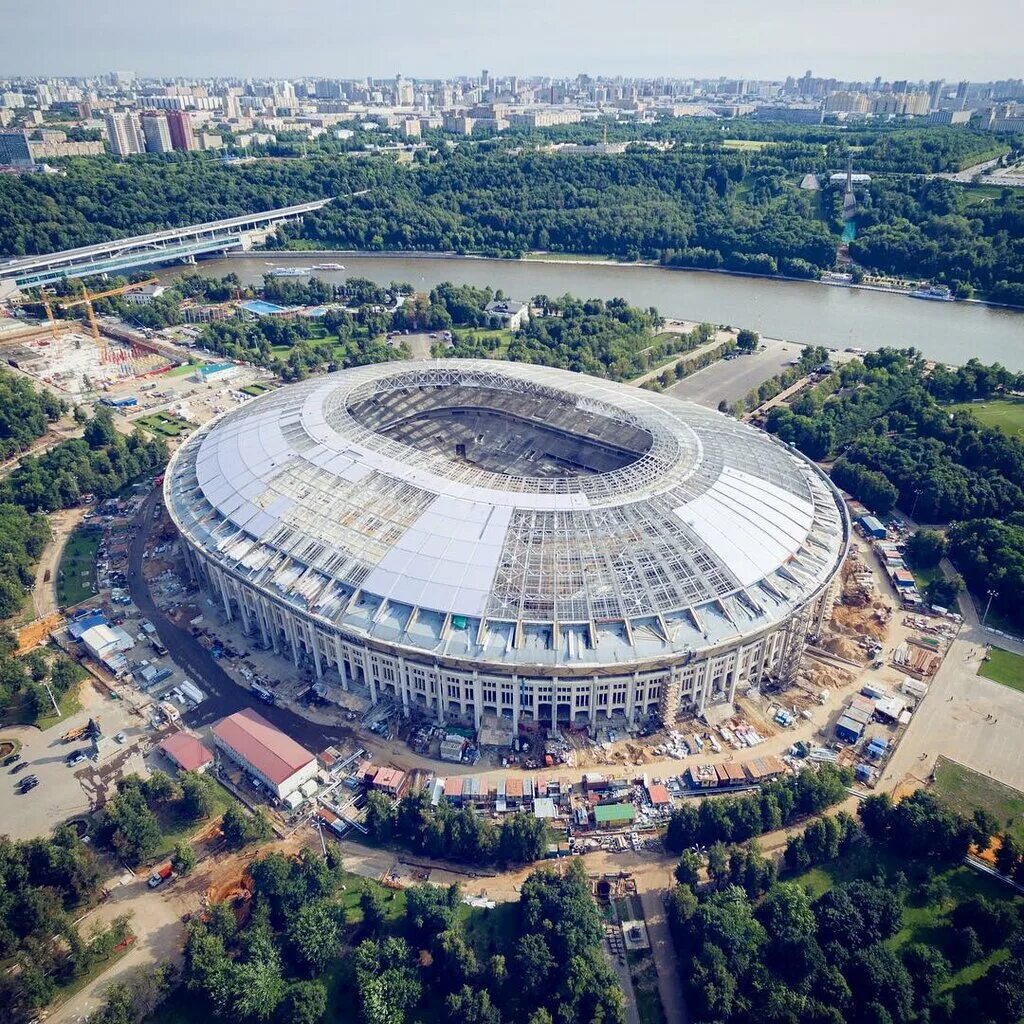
[5,0,1021,81]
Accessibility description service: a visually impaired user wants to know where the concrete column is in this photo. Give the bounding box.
[309,623,323,679]
[551,678,558,730]
[472,671,482,730]
[436,677,444,725]
[287,614,300,667]
[218,573,232,622]
[511,676,519,735]
[334,636,348,691]
[363,650,377,704]
[264,599,280,655]
[398,657,409,714]
[589,677,598,728]
[238,591,252,635]
[627,673,638,726]
[253,598,269,649]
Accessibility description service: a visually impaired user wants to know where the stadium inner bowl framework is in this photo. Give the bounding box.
[166,360,849,729]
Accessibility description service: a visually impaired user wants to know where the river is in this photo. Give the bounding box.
[157,253,1024,370]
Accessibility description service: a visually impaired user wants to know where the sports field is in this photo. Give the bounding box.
[949,398,1024,438]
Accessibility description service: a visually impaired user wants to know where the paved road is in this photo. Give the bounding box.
[640,888,688,1024]
[127,489,353,752]
[665,339,802,409]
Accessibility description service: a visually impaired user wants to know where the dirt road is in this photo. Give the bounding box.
[33,507,86,617]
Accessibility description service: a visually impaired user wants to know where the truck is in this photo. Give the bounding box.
[148,863,174,888]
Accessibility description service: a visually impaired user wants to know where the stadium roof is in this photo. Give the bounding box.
[166,360,847,669]
[212,708,314,785]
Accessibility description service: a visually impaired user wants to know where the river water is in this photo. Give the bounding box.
[157,254,1024,370]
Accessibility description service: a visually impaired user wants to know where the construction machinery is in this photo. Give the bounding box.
[55,278,158,359]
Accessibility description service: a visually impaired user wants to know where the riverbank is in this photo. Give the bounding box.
[173,252,1024,369]
[257,248,1024,314]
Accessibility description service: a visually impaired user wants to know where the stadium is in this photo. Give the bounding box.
[165,360,849,731]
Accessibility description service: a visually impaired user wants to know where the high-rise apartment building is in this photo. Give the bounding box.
[166,110,196,152]
[141,112,173,153]
[104,111,144,156]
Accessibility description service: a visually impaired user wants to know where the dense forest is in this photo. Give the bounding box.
[0,406,168,513]
[1,125,1022,293]
[171,849,623,1024]
[0,827,127,1024]
[763,348,1024,627]
[669,788,1024,1024]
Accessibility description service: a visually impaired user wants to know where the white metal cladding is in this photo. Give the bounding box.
[165,360,848,669]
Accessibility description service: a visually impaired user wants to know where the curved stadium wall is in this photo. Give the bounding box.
[165,360,848,729]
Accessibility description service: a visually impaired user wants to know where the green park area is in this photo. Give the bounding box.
[164,362,197,378]
[978,646,1024,694]
[57,525,103,607]
[136,412,196,438]
[240,381,275,397]
[933,756,1024,844]
[794,841,1022,993]
[950,398,1024,438]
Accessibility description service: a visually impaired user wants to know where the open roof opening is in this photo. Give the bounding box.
[346,381,653,479]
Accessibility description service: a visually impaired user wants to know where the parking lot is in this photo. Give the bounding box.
[1,679,148,841]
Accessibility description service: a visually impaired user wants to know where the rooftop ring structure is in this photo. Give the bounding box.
[166,360,849,729]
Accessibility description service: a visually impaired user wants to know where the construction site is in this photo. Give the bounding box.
[0,278,180,396]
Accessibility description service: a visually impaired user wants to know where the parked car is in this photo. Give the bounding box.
[114,732,127,744]
[10,761,31,775]
[18,776,38,792]
[2,753,20,767]
[66,750,87,767]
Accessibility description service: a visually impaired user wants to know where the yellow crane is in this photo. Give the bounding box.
[55,278,159,358]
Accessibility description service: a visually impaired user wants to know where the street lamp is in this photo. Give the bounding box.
[909,489,922,520]
[982,589,998,628]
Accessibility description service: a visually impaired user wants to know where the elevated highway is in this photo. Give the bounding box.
[0,198,332,293]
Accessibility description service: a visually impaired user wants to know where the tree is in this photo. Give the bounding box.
[995,834,1020,877]
[904,528,946,569]
[171,841,197,876]
[279,980,327,1024]
[736,328,760,352]
[364,790,396,842]
[221,804,268,850]
[287,900,340,976]
[675,849,703,887]
[83,408,119,449]
[179,772,216,821]
[445,985,501,1024]
[706,842,730,887]
[360,888,387,935]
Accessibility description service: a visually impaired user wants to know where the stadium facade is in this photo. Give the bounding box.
[165,360,848,729]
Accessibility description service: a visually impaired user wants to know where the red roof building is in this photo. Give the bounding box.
[212,708,316,799]
[371,767,408,798]
[646,783,671,807]
[159,731,214,774]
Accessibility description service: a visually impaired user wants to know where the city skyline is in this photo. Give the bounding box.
[4,0,1022,81]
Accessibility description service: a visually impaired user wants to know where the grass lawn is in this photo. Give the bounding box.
[164,363,197,378]
[49,926,136,1011]
[628,949,668,1024]
[933,756,1024,843]
[722,139,779,151]
[57,525,103,606]
[451,326,515,356]
[241,382,274,397]
[911,563,944,593]
[34,668,87,730]
[135,413,195,439]
[948,398,1024,438]
[978,646,1024,693]
[790,844,1021,996]
[525,251,614,262]
[149,780,239,862]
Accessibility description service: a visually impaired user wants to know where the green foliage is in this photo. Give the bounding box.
[221,805,272,851]
[1,416,167,514]
[665,764,851,853]
[171,841,197,876]
[367,789,546,866]
[905,528,948,569]
[0,830,104,1021]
